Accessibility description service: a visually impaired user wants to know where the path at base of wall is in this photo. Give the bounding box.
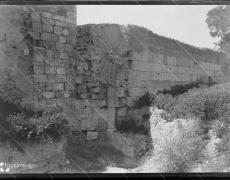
[65,136,140,172]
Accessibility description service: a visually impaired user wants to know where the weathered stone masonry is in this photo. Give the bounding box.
[0,6,229,158]
[76,24,229,157]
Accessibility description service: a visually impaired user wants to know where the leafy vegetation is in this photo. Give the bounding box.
[0,110,70,146]
[206,5,230,54]
[133,92,152,109]
[116,107,150,135]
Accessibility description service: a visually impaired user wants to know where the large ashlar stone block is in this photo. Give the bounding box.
[53,14,65,22]
[31,12,41,22]
[81,119,98,131]
[189,59,194,67]
[34,75,46,84]
[115,98,126,107]
[153,64,162,72]
[95,100,107,108]
[45,67,57,74]
[57,67,65,74]
[87,82,99,88]
[151,71,157,81]
[34,66,44,74]
[41,32,51,41]
[183,58,190,67]
[178,67,183,74]
[67,11,76,19]
[93,87,100,93]
[132,61,145,71]
[164,73,170,81]
[131,52,142,61]
[116,107,128,117]
[126,97,136,107]
[65,83,75,91]
[167,56,177,66]
[149,53,155,63]
[41,11,53,19]
[56,98,66,106]
[116,87,126,97]
[32,22,42,33]
[76,77,83,84]
[161,64,167,73]
[87,131,98,140]
[142,51,150,62]
[43,24,53,33]
[176,57,183,66]
[74,99,86,109]
[147,62,155,72]
[56,75,66,83]
[154,53,164,64]
[41,17,54,26]
[54,83,64,90]
[66,18,76,24]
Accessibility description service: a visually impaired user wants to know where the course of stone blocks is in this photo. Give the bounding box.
[0,6,229,158]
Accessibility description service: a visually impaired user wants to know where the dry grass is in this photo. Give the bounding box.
[137,108,208,173]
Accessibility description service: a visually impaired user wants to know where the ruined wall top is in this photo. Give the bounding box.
[78,23,226,65]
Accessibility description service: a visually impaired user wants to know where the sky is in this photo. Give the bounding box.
[77,5,220,50]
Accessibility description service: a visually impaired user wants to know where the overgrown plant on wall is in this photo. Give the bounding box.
[0,108,70,151]
[156,80,217,97]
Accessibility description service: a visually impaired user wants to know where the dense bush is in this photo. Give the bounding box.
[216,132,230,159]
[211,119,230,139]
[139,108,208,173]
[170,83,230,121]
[116,107,150,135]
[152,93,178,116]
[133,92,153,109]
[1,110,69,145]
[157,80,216,97]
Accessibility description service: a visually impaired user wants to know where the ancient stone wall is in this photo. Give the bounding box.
[0,5,76,112]
[76,23,228,157]
[0,7,229,159]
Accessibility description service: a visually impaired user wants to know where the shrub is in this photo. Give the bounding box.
[157,80,216,97]
[133,92,153,109]
[1,110,70,145]
[170,82,230,121]
[140,115,208,173]
[152,93,178,116]
[215,132,230,162]
[116,107,150,135]
[211,119,230,139]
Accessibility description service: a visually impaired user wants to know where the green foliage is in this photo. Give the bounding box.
[206,5,230,50]
[133,92,152,109]
[170,83,230,121]
[157,81,205,97]
[152,93,178,116]
[1,111,69,145]
[116,107,150,135]
[213,131,230,169]
[211,119,230,139]
[156,80,216,98]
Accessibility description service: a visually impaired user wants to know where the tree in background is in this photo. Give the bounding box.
[206,5,230,62]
